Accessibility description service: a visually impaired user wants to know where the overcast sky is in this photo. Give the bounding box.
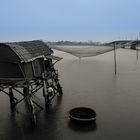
[0,0,140,42]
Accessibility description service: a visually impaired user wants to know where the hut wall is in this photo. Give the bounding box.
[32,59,44,78]
[21,59,44,80]
[21,63,34,80]
[0,60,45,80]
[0,62,23,78]
[44,59,52,71]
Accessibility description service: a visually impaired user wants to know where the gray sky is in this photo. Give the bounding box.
[0,0,140,42]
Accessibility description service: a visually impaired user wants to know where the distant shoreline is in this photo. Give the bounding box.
[46,41,103,46]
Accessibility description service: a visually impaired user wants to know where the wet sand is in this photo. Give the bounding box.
[0,48,140,140]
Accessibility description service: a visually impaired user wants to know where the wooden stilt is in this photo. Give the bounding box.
[23,85,36,126]
[9,87,16,111]
[42,73,47,97]
[42,73,51,108]
[12,86,43,110]
[54,76,63,96]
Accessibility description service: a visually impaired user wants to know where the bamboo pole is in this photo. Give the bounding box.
[136,39,139,60]
[113,42,117,75]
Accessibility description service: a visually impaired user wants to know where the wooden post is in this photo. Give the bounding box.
[113,42,117,75]
[9,87,16,111]
[23,86,29,96]
[136,39,139,60]
[42,58,48,97]
[23,85,36,126]
[41,58,51,108]
[42,73,47,97]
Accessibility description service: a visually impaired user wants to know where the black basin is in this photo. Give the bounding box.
[69,107,96,122]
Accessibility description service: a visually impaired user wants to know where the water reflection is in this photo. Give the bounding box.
[68,120,97,133]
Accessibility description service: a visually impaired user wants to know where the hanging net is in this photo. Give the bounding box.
[50,45,117,58]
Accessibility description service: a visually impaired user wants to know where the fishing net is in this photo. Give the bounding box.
[50,45,117,58]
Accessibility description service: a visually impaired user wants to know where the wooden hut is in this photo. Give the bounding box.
[0,40,63,125]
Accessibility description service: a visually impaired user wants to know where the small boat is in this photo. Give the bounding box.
[69,107,96,122]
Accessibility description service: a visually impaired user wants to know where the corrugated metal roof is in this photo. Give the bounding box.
[5,40,53,63]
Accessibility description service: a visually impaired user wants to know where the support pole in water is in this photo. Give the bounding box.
[113,42,117,75]
[24,85,36,126]
[9,87,16,111]
[136,39,139,60]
